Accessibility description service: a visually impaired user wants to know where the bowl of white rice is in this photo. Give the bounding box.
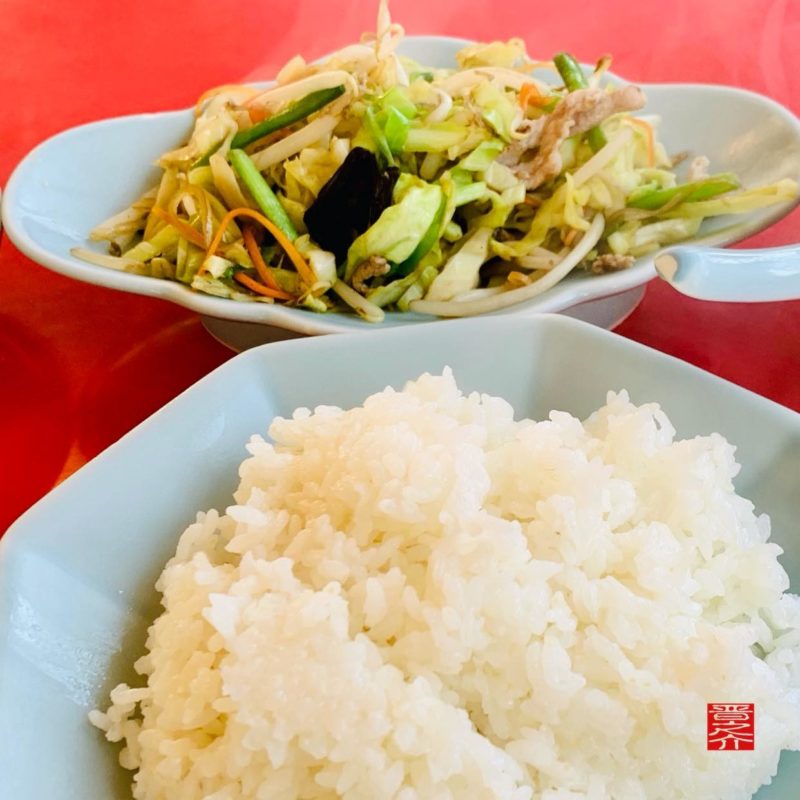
[1,315,798,799]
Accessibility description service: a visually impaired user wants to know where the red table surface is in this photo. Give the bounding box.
[1,0,799,533]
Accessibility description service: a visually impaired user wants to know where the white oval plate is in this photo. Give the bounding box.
[2,36,799,337]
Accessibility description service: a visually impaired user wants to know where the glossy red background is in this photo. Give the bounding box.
[1,0,798,533]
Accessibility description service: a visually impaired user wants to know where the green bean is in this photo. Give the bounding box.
[231,85,345,150]
[554,53,587,92]
[229,149,297,240]
[553,52,608,152]
[586,128,609,152]
[627,174,740,210]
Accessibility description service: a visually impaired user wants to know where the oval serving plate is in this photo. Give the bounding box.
[2,35,799,339]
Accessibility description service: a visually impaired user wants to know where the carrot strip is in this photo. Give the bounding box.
[242,226,284,291]
[518,83,540,109]
[150,207,213,250]
[519,82,553,109]
[234,272,293,300]
[562,228,579,247]
[506,271,531,287]
[199,207,316,287]
[626,118,655,167]
[248,106,268,123]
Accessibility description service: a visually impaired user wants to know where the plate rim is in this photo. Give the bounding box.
[4,312,799,547]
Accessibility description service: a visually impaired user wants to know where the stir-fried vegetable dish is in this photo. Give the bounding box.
[74,2,798,321]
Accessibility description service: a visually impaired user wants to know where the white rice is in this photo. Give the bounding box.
[91,370,800,799]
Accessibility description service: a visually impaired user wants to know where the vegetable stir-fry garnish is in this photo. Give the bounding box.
[76,0,798,318]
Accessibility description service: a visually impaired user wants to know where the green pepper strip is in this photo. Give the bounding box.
[229,149,298,240]
[390,194,446,278]
[231,85,345,150]
[627,174,740,210]
[553,52,608,153]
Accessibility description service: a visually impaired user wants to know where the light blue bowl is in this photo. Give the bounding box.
[1,315,798,798]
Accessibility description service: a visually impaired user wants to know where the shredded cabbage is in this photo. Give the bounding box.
[459,139,505,171]
[472,82,516,141]
[608,218,703,255]
[662,179,798,219]
[426,227,492,301]
[344,176,443,280]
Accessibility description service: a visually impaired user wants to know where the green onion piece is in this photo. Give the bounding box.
[380,86,418,119]
[383,107,411,154]
[229,149,298,240]
[627,174,741,210]
[364,106,395,167]
[553,52,607,152]
[231,85,345,150]
[391,194,446,278]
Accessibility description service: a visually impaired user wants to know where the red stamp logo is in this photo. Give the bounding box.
[707,703,755,750]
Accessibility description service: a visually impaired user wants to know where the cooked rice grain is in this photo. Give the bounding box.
[92,371,800,799]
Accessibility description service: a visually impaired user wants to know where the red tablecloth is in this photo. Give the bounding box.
[1,0,798,532]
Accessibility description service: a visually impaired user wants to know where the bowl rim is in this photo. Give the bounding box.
[4,313,800,547]
[2,34,799,335]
